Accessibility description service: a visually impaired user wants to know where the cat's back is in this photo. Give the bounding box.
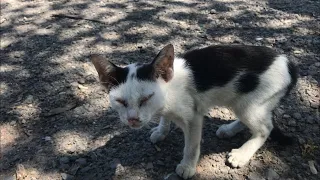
[182,45,280,92]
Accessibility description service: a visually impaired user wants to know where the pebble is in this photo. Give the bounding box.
[306,116,314,124]
[60,157,70,164]
[61,173,74,180]
[256,37,263,41]
[9,121,17,126]
[247,172,265,180]
[266,168,280,180]
[293,112,302,120]
[76,158,87,165]
[44,136,52,141]
[146,162,153,169]
[24,95,34,104]
[308,160,318,174]
[288,119,296,126]
[79,166,91,173]
[209,9,217,14]
[283,114,291,118]
[78,79,85,84]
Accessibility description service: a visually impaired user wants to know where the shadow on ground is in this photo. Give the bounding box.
[1,0,319,179]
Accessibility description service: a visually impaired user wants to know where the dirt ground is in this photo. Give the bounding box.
[1,0,319,179]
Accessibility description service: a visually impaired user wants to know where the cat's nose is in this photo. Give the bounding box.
[128,118,140,125]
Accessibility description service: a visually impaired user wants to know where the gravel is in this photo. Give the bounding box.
[1,0,319,180]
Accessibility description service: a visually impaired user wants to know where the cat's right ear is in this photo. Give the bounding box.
[90,54,121,91]
[151,44,174,82]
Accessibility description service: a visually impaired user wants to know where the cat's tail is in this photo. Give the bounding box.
[269,127,294,145]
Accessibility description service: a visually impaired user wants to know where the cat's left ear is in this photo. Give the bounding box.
[151,44,174,82]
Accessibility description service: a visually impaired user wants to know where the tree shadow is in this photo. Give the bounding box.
[1,0,319,180]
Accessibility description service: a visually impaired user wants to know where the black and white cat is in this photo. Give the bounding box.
[91,44,297,179]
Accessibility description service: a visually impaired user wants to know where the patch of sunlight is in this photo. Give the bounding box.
[54,130,92,154]
[0,64,23,73]
[0,123,20,153]
[0,37,16,49]
[16,163,60,180]
[0,82,9,96]
[13,101,40,122]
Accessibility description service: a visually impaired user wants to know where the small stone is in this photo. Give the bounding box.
[283,114,291,118]
[266,168,280,180]
[9,121,16,126]
[288,119,296,126]
[293,112,302,120]
[293,50,302,54]
[256,37,263,41]
[146,162,153,169]
[315,62,320,67]
[248,172,265,180]
[209,9,217,14]
[60,163,70,170]
[306,116,314,124]
[308,160,318,174]
[21,119,26,124]
[60,157,70,164]
[78,79,85,84]
[24,95,34,104]
[76,158,87,165]
[156,160,165,166]
[61,173,74,180]
[298,137,306,144]
[44,136,52,141]
[79,166,91,173]
[154,145,161,152]
[274,108,285,117]
[78,84,88,90]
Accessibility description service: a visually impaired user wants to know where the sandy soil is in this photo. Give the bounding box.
[1,0,319,179]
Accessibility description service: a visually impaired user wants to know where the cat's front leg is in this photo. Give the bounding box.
[176,114,203,179]
[150,116,171,143]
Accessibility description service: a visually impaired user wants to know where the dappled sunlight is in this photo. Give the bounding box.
[1,0,319,179]
[0,123,20,153]
[54,130,92,154]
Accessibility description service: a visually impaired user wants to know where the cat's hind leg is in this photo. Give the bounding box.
[216,119,246,138]
[227,106,273,168]
[150,116,171,143]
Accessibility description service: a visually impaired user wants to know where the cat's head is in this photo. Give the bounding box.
[90,44,174,129]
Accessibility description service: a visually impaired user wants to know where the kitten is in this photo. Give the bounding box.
[91,44,297,179]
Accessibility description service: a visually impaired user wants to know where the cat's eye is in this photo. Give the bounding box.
[116,99,128,107]
[139,93,154,107]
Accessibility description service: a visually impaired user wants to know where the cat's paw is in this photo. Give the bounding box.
[216,124,235,138]
[175,163,196,179]
[227,148,250,168]
[150,126,166,143]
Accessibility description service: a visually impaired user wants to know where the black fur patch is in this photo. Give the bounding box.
[136,64,155,81]
[114,67,129,84]
[237,73,259,93]
[183,45,277,92]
